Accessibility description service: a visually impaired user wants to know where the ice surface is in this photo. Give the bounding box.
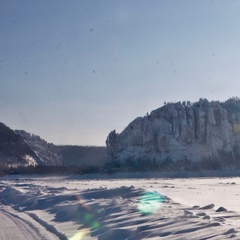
[1,174,240,239]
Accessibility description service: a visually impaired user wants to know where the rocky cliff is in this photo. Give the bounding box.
[106,98,240,171]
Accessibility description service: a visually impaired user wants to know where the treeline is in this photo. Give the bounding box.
[58,145,107,167]
[103,153,239,174]
[0,164,102,176]
[0,155,238,177]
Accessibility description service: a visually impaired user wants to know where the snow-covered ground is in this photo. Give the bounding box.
[1,174,240,239]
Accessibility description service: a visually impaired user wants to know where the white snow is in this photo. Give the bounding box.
[1,174,240,239]
[23,154,37,166]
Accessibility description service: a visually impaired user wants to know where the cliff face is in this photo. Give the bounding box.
[106,99,240,170]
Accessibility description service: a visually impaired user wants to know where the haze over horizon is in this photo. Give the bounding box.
[1,0,240,146]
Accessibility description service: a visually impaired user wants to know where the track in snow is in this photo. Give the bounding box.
[0,206,59,240]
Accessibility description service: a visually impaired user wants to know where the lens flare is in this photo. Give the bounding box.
[84,212,92,223]
[75,195,90,211]
[91,220,100,230]
[69,194,101,240]
[137,191,163,215]
[69,228,90,240]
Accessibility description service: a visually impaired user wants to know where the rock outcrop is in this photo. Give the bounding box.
[106,98,240,171]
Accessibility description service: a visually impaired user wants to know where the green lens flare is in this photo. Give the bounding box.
[137,191,163,215]
[91,220,100,230]
[84,213,91,223]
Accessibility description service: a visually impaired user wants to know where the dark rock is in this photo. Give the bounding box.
[200,203,215,210]
[216,206,227,212]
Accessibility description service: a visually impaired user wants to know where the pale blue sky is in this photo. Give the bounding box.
[1,0,240,145]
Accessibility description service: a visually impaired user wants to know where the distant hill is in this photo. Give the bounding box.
[106,98,240,172]
[15,130,63,166]
[0,123,39,168]
[0,123,107,174]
